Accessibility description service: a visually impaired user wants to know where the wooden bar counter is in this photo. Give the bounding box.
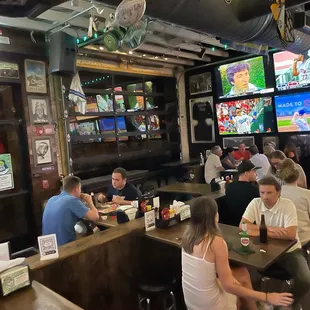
[1,281,82,310]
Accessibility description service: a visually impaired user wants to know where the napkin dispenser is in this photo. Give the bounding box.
[0,264,31,296]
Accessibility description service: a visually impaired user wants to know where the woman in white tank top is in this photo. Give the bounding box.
[181,196,293,310]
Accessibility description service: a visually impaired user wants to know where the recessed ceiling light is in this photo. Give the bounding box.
[99,46,104,51]
[129,51,133,54]
[142,54,146,57]
[164,57,168,60]
[155,56,158,59]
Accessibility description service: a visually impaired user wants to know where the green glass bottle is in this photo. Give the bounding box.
[240,222,250,252]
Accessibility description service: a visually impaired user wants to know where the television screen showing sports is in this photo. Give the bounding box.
[216,97,275,135]
[273,51,310,91]
[275,92,310,132]
[216,56,273,99]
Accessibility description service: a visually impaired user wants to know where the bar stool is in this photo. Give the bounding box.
[138,277,176,310]
[259,264,293,293]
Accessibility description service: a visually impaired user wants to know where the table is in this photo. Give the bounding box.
[145,221,297,271]
[94,215,118,228]
[156,183,225,199]
[1,281,82,310]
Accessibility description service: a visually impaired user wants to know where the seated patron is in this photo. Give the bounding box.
[204,145,225,184]
[263,145,275,163]
[234,143,251,161]
[221,147,236,169]
[98,167,141,205]
[42,176,99,246]
[249,145,270,180]
[284,142,299,163]
[182,196,293,310]
[240,176,310,309]
[280,159,310,246]
[225,161,260,226]
[268,150,307,188]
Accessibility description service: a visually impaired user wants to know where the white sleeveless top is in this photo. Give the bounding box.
[182,245,237,310]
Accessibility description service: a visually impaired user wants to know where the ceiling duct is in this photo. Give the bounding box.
[100,0,310,53]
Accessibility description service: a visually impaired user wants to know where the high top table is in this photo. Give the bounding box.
[156,183,225,199]
[145,221,297,271]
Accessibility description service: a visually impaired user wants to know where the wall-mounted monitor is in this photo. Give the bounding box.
[273,51,310,91]
[216,96,275,135]
[216,56,273,99]
[275,92,310,132]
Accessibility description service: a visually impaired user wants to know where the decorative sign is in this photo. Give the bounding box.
[0,154,14,191]
[0,62,18,79]
[145,210,156,231]
[32,137,53,166]
[25,59,47,94]
[41,166,55,172]
[0,36,10,45]
[27,125,55,136]
[38,234,59,261]
[28,96,51,125]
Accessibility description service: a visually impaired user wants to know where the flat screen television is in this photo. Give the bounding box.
[216,56,273,99]
[275,92,310,132]
[273,51,310,91]
[216,96,276,135]
[98,116,128,141]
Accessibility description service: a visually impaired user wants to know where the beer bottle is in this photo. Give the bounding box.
[240,222,250,252]
[259,214,268,243]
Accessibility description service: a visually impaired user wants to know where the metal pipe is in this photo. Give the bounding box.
[47,4,95,33]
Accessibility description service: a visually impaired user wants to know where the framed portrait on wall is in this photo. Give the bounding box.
[189,96,215,144]
[189,72,212,95]
[32,137,53,166]
[223,136,255,149]
[25,59,47,94]
[28,96,51,125]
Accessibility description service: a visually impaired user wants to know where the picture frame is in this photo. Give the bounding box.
[25,59,47,94]
[223,136,255,149]
[32,137,53,166]
[0,61,19,79]
[189,72,212,95]
[28,96,51,125]
[189,96,215,144]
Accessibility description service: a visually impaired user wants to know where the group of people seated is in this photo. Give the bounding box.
[42,167,141,246]
[185,142,310,309]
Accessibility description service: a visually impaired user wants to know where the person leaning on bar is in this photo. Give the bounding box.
[240,175,310,309]
[42,176,99,246]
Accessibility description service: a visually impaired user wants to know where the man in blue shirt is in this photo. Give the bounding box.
[42,176,99,246]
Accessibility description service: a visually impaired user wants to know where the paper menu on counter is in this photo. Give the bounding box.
[153,196,160,209]
[38,234,59,261]
[145,210,156,232]
[0,242,10,261]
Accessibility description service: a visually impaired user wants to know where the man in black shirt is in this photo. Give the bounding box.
[104,167,141,205]
[225,161,260,226]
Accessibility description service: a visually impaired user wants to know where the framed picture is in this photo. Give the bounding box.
[189,72,212,95]
[28,96,51,125]
[189,96,215,143]
[0,62,19,79]
[25,59,47,94]
[223,136,255,149]
[32,137,53,166]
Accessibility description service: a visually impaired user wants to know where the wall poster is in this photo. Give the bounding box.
[189,96,215,143]
[0,153,14,191]
[25,59,47,94]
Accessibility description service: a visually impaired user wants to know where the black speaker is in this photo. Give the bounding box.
[48,32,77,76]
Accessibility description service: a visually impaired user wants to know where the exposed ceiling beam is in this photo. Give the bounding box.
[145,33,229,57]
[84,45,195,66]
[138,43,211,62]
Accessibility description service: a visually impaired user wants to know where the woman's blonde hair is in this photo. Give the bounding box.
[279,158,300,184]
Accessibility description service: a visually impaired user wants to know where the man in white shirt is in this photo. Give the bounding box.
[204,145,225,184]
[249,145,270,180]
[240,176,310,309]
